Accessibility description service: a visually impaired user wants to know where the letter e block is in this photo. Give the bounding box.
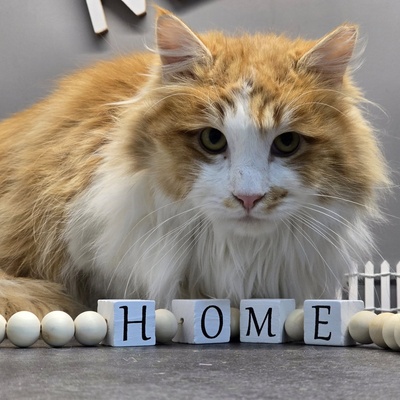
[172,299,230,344]
[304,300,364,346]
[240,299,295,343]
[97,300,155,347]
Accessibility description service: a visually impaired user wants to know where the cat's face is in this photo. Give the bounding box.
[127,12,387,237]
[188,86,308,236]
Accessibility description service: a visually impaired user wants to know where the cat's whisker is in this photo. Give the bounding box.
[308,192,373,208]
[135,204,206,251]
[280,217,312,266]
[308,191,400,221]
[293,210,365,297]
[108,199,212,293]
[111,195,205,256]
[279,87,350,119]
[286,214,345,295]
[122,210,207,299]
[293,210,358,268]
[145,217,209,292]
[301,203,384,261]
[106,203,208,294]
[290,101,348,118]
[175,219,213,292]
[141,91,208,117]
[358,97,389,120]
[139,210,204,260]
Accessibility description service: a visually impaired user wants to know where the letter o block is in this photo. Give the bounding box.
[304,300,364,346]
[172,299,231,344]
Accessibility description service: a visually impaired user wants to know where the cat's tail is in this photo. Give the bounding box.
[0,270,87,320]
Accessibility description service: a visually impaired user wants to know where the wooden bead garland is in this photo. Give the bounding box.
[1,302,400,351]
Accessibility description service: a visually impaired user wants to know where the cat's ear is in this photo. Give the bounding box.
[155,9,212,80]
[298,25,358,85]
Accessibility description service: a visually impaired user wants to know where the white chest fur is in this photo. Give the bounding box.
[64,161,367,309]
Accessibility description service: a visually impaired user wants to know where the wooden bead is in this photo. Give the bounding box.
[369,312,393,348]
[348,310,376,344]
[6,311,40,347]
[41,311,75,347]
[230,308,240,339]
[155,309,178,343]
[393,317,400,348]
[74,311,107,346]
[382,314,400,351]
[0,315,6,343]
[284,308,304,341]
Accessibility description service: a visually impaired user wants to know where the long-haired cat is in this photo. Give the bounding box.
[0,9,389,318]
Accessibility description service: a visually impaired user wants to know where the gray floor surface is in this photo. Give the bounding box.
[1,339,399,400]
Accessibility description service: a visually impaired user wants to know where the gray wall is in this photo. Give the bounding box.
[1,0,399,264]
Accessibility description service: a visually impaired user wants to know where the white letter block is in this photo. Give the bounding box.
[172,299,230,344]
[304,300,364,346]
[240,299,295,343]
[97,300,155,347]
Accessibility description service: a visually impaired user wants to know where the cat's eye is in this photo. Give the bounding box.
[271,132,301,157]
[199,127,227,154]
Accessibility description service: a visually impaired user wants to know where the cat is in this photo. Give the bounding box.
[0,9,389,319]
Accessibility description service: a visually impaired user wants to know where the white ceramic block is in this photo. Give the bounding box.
[304,300,364,346]
[240,299,296,343]
[172,299,230,344]
[97,300,155,347]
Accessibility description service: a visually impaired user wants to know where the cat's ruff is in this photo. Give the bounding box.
[0,9,389,318]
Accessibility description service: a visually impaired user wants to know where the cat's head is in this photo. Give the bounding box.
[127,10,388,237]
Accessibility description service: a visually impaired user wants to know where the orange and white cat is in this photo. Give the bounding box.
[0,10,389,318]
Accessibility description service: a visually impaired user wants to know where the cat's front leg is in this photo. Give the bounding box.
[0,271,87,320]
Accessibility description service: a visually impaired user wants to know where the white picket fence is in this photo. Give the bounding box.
[345,261,400,313]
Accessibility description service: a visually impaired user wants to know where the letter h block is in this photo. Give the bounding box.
[97,300,156,347]
[240,299,296,343]
[304,300,364,346]
[172,299,231,344]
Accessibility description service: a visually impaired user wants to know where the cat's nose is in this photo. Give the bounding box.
[234,194,264,211]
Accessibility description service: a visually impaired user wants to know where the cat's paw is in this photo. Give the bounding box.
[0,273,87,320]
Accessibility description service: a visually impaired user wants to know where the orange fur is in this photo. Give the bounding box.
[0,11,389,318]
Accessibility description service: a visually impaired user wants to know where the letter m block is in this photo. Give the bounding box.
[97,299,155,347]
[172,299,230,344]
[240,299,295,343]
